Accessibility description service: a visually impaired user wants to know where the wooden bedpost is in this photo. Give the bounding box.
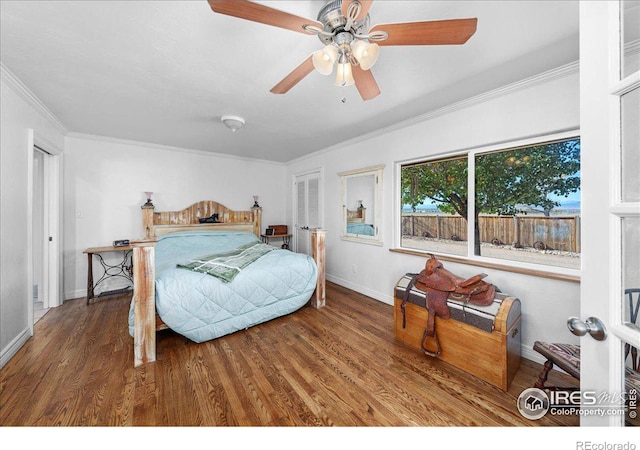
[142,204,155,238]
[311,229,326,308]
[251,206,262,237]
[132,239,156,367]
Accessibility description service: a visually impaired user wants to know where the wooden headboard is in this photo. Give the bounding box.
[347,208,365,223]
[142,200,262,238]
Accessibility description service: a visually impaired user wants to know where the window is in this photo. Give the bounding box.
[400,135,580,270]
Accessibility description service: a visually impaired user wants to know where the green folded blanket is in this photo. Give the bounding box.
[177,242,274,282]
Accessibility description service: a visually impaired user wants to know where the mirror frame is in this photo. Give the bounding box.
[338,164,385,246]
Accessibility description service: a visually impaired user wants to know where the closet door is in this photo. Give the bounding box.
[294,170,322,256]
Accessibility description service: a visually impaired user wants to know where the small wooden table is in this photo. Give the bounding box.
[83,245,133,304]
[260,233,292,249]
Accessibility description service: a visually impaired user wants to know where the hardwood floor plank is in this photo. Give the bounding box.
[285,314,450,425]
[235,330,318,426]
[0,282,580,427]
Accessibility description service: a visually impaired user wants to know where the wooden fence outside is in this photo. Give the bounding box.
[401,214,581,253]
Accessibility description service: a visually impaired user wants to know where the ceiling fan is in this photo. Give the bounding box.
[208,0,477,101]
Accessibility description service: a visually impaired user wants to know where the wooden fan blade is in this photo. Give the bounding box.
[370,18,477,46]
[208,0,322,35]
[270,56,315,94]
[352,65,380,101]
[342,0,374,22]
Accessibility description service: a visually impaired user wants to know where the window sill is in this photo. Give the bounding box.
[389,248,580,283]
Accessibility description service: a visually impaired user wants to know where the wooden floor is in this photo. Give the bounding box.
[0,282,579,427]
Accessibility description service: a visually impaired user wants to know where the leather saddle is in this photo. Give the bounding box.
[407,255,496,357]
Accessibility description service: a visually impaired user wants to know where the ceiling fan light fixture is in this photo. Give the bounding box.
[351,40,379,70]
[312,44,338,75]
[221,115,245,133]
[335,60,355,87]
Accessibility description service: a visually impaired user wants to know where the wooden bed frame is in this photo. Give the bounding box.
[347,208,365,223]
[131,200,326,367]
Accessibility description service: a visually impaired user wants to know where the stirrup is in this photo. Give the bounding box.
[421,329,442,357]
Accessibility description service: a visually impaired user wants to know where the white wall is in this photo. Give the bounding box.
[0,70,66,367]
[63,135,286,299]
[286,65,581,364]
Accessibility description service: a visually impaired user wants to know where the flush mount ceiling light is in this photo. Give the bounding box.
[221,115,245,133]
[208,0,477,101]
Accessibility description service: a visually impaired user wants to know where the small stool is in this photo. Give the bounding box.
[533,341,580,390]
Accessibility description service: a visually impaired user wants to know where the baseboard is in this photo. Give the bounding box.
[65,289,86,301]
[66,279,132,302]
[522,346,546,366]
[326,273,393,306]
[0,327,32,370]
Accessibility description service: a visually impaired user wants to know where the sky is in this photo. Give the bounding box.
[404,189,581,212]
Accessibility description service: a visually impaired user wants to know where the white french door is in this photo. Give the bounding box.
[293,169,323,256]
[579,1,640,426]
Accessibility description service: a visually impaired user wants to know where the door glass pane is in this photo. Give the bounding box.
[623,210,640,426]
[622,1,640,78]
[622,217,640,325]
[622,88,640,202]
[622,216,640,427]
[624,364,639,426]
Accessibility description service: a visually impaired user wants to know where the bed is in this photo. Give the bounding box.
[346,208,375,236]
[130,200,326,367]
[346,222,375,236]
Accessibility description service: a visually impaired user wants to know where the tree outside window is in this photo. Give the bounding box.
[401,137,581,269]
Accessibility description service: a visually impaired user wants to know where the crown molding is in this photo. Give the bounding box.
[0,62,68,135]
[65,132,285,166]
[288,60,580,165]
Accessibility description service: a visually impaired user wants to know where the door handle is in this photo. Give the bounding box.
[567,316,607,341]
[301,226,309,230]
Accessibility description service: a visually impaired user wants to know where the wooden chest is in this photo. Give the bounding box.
[394,274,521,391]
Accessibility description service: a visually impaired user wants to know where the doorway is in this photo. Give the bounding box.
[27,129,62,333]
[32,146,50,323]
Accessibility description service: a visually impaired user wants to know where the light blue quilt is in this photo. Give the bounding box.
[128,231,318,343]
[347,222,375,236]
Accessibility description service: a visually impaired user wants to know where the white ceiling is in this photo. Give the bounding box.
[0,1,579,162]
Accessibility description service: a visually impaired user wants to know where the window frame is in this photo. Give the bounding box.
[393,129,582,281]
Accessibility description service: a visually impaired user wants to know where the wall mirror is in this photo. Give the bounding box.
[338,164,384,245]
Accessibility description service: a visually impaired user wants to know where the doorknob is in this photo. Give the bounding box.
[567,316,607,341]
